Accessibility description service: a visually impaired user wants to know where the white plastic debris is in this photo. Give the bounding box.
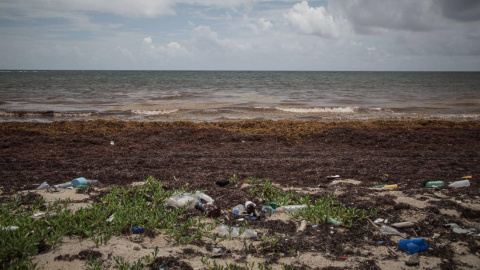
[37,182,50,189]
[218,225,257,238]
[1,226,19,231]
[106,213,115,222]
[165,195,200,209]
[110,141,115,146]
[444,223,476,234]
[379,225,407,238]
[374,218,385,224]
[194,191,214,205]
[392,222,415,228]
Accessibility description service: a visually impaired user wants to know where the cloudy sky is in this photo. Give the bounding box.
[1,0,479,71]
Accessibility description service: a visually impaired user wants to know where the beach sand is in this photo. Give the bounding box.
[1,120,479,269]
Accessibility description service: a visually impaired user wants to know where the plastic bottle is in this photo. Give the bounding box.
[232,204,245,216]
[448,180,470,188]
[276,205,308,214]
[194,191,214,205]
[218,225,257,238]
[398,238,428,254]
[195,202,207,212]
[54,182,73,188]
[424,181,445,188]
[261,205,275,217]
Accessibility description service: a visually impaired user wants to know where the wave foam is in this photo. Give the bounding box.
[131,109,178,115]
[275,107,357,113]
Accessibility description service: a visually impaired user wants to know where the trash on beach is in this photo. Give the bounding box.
[380,225,407,238]
[381,184,398,189]
[1,225,19,231]
[373,184,387,188]
[165,195,200,209]
[329,180,341,185]
[297,220,307,232]
[194,191,214,205]
[275,205,308,214]
[462,175,472,179]
[215,180,230,187]
[37,182,50,189]
[33,212,45,218]
[110,140,115,146]
[327,175,341,180]
[374,218,385,224]
[448,180,470,188]
[392,222,415,229]
[232,204,245,216]
[72,177,98,187]
[424,181,445,188]
[165,191,214,209]
[261,205,275,217]
[398,238,428,254]
[131,226,144,234]
[444,223,476,234]
[106,213,115,222]
[327,217,341,226]
[218,225,257,238]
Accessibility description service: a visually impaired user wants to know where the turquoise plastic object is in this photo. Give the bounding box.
[398,238,428,254]
[72,177,87,187]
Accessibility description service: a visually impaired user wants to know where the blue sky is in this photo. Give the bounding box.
[0,0,479,71]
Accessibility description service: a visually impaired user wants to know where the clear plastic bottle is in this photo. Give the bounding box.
[218,225,257,238]
[232,204,245,216]
[276,205,307,214]
[448,180,470,188]
[261,205,275,217]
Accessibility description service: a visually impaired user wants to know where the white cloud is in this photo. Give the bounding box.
[258,18,273,31]
[143,37,153,45]
[285,1,343,38]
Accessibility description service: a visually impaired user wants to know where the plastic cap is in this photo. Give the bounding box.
[233,209,239,215]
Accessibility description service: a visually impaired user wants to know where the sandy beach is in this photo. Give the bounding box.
[1,119,479,269]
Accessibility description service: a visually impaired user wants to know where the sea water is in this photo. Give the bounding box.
[0,70,479,122]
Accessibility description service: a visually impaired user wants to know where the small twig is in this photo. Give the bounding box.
[367,218,380,230]
[173,175,178,182]
[411,228,419,237]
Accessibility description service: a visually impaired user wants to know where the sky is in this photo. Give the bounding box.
[0,0,479,71]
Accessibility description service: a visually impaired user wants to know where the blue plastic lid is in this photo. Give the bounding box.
[233,209,239,215]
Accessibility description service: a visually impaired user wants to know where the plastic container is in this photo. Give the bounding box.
[373,184,387,188]
[425,181,445,188]
[381,184,398,189]
[165,195,200,209]
[448,180,470,188]
[131,226,144,234]
[72,177,87,187]
[37,182,50,189]
[276,205,308,214]
[232,204,245,216]
[398,238,428,254]
[218,225,257,238]
[261,205,275,217]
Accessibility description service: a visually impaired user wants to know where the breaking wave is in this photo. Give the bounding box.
[275,107,357,113]
[131,109,179,115]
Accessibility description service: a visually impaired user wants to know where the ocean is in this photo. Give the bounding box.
[1,70,479,122]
